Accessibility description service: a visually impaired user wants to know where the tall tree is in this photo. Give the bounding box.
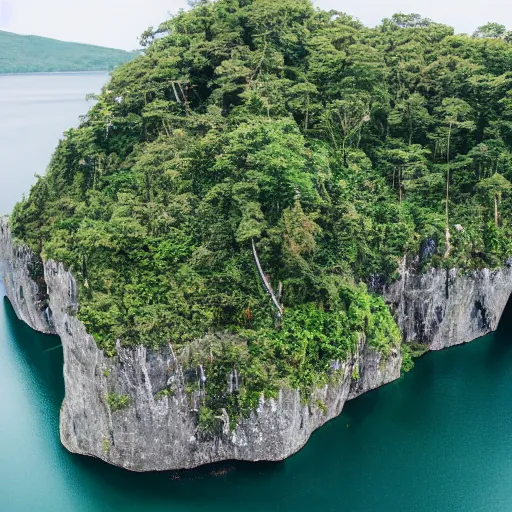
[322,93,371,165]
[476,173,512,226]
[473,23,507,39]
[434,98,475,256]
[388,93,431,145]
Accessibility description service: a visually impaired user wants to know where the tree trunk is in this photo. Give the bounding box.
[399,167,402,204]
[495,193,499,227]
[444,123,453,258]
[251,239,283,319]
[171,81,181,104]
[304,92,309,131]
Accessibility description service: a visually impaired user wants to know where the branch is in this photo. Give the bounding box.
[251,238,283,318]
[177,82,190,115]
[171,81,182,104]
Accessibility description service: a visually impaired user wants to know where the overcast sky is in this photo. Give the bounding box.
[0,0,511,51]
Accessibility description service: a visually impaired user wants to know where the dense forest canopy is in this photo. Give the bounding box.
[11,1,512,425]
[0,31,135,74]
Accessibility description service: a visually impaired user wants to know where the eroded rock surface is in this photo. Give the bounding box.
[384,260,512,350]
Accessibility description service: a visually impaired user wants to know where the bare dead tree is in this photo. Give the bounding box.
[251,238,283,319]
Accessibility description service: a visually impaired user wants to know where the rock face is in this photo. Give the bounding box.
[384,261,512,350]
[0,216,54,335]
[0,217,400,471]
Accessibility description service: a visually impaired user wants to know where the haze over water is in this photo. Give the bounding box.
[0,72,108,213]
[1,72,512,512]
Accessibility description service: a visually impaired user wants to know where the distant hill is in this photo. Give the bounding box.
[0,31,137,74]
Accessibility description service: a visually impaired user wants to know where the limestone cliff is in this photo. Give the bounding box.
[0,217,400,471]
[383,260,512,350]
[0,216,55,335]
[3,215,512,470]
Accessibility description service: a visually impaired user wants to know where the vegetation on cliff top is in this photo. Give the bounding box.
[0,30,135,74]
[10,1,512,425]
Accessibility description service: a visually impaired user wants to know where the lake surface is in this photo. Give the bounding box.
[0,72,108,213]
[2,73,512,512]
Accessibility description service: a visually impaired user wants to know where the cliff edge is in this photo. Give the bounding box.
[0,217,400,471]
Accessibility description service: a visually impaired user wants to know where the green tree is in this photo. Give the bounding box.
[388,93,431,145]
[322,93,371,165]
[473,23,507,39]
[476,173,512,226]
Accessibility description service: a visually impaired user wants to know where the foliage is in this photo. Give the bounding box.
[198,406,221,436]
[401,343,429,372]
[315,399,328,415]
[106,393,130,411]
[177,285,400,427]
[0,30,135,74]
[11,0,512,426]
[154,388,172,400]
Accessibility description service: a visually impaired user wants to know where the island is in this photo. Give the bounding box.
[1,0,512,471]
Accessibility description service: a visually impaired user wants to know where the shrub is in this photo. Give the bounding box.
[106,393,130,411]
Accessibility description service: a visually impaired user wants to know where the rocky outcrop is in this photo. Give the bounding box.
[0,217,400,471]
[384,260,512,350]
[0,216,54,335]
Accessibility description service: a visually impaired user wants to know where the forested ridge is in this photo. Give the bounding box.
[0,31,135,74]
[11,1,512,426]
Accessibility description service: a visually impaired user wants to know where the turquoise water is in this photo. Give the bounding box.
[2,289,512,512]
[2,72,512,512]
